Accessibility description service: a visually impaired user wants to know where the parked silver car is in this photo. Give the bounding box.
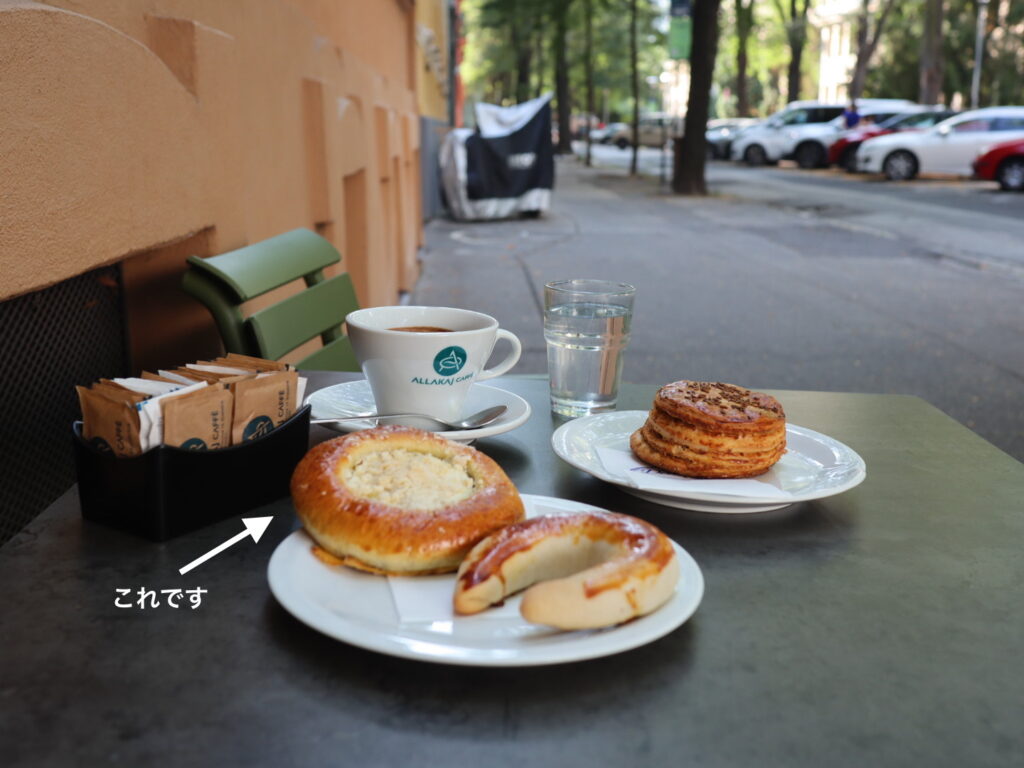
[706,118,757,159]
[610,115,682,149]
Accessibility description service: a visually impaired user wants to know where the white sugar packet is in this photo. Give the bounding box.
[186,363,256,375]
[158,369,203,385]
[133,382,208,450]
[595,445,791,500]
[112,377,183,396]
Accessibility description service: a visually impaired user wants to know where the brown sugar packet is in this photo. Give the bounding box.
[215,357,306,410]
[162,385,233,451]
[230,370,298,443]
[173,367,254,385]
[140,371,182,384]
[221,353,292,371]
[76,386,144,457]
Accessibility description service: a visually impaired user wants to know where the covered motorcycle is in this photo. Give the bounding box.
[440,93,554,221]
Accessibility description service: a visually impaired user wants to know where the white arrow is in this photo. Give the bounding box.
[178,517,273,575]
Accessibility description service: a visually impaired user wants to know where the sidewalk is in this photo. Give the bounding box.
[413,157,1024,459]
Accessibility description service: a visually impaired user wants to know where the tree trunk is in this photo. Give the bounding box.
[584,0,595,166]
[630,0,639,176]
[849,0,897,100]
[735,0,754,116]
[779,0,808,102]
[849,1,870,100]
[512,8,532,104]
[534,15,546,98]
[782,0,806,102]
[919,0,944,105]
[674,0,722,195]
[553,0,574,154]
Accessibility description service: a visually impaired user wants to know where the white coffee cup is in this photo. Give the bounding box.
[345,306,522,424]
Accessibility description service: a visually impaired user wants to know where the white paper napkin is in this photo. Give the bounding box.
[595,445,792,500]
[388,574,521,623]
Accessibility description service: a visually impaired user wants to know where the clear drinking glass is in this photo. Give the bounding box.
[544,279,636,418]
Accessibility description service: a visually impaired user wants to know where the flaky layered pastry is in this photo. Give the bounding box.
[630,381,786,478]
[454,511,679,630]
[291,426,524,574]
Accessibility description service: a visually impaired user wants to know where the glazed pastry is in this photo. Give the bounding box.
[291,426,524,574]
[454,511,679,630]
[630,381,785,478]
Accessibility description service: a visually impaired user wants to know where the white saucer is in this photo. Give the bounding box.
[306,379,531,442]
[267,494,704,667]
[551,411,866,513]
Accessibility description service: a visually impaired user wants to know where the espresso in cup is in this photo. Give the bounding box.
[389,326,454,333]
[347,307,522,425]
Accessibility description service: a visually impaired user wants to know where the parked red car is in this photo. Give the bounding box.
[972,138,1024,191]
[829,109,958,171]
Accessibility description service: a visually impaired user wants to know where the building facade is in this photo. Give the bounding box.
[414,0,459,221]
[1,0,423,353]
[0,0,424,541]
[811,0,861,104]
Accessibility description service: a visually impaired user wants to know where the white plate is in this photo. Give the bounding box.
[619,488,794,514]
[306,380,531,442]
[551,411,866,511]
[267,494,704,667]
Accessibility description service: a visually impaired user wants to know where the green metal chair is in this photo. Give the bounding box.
[182,228,360,371]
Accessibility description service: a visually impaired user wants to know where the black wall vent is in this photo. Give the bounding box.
[0,266,128,546]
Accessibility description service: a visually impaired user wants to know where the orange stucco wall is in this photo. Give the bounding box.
[0,0,421,327]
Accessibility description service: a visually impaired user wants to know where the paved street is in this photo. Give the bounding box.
[413,153,1024,460]
[587,141,1024,228]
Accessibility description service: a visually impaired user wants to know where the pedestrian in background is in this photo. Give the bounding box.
[843,100,860,129]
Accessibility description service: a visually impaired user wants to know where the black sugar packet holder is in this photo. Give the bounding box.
[72,405,311,542]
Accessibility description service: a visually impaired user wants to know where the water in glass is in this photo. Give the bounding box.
[545,302,632,417]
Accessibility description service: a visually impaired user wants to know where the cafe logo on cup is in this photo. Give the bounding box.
[410,346,474,386]
[433,346,467,376]
[181,438,208,451]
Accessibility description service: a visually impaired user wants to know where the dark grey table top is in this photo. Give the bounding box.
[2,374,1022,767]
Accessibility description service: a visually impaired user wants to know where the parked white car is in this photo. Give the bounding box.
[731,102,844,165]
[781,102,920,168]
[857,106,1024,180]
[731,99,915,167]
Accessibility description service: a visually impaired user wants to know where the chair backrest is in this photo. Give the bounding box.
[182,228,360,370]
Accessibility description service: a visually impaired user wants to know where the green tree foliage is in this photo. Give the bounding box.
[866,0,1023,107]
[463,0,1023,135]
[770,0,812,102]
[461,0,666,125]
[714,1,794,116]
[863,2,922,100]
[714,0,1023,117]
[942,0,1024,107]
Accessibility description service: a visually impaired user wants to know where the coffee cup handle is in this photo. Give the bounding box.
[477,329,522,381]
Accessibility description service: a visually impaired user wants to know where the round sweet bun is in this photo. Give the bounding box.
[291,426,525,575]
[454,511,679,630]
